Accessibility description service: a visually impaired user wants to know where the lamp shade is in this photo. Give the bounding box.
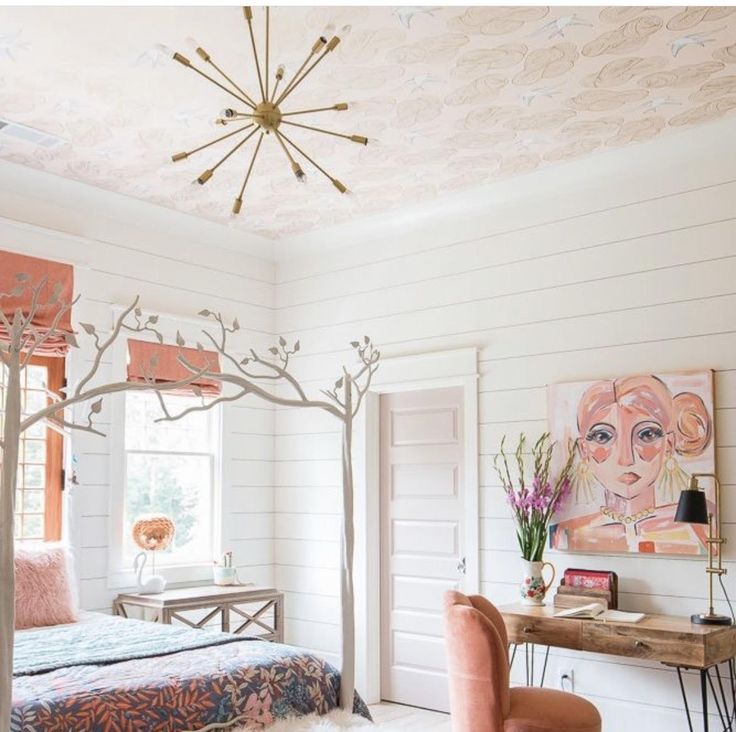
[675,489,709,525]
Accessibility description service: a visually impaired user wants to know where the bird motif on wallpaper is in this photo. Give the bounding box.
[393,6,441,29]
[521,86,560,107]
[0,31,29,62]
[535,14,593,40]
[671,29,724,57]
[638,96,682,114]
[403,73,443,93]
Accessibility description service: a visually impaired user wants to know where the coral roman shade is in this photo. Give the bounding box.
[126,339,222,396]
[0,250,74,356]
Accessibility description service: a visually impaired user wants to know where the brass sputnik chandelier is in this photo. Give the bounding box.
[163,7,367,216]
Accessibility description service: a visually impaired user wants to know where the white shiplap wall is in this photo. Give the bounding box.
[0,162,277,613]
[272,118,736,730]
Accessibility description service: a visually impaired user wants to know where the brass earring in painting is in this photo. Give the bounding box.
[657,450,690,503]
[572,455,596,504]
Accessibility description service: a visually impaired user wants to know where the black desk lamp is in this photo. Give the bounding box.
[675,473,732,626]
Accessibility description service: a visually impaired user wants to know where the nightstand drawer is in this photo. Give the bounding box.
[583,623,702,666]
[505,614,582,650]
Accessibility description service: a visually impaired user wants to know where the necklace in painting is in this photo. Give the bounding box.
[600,506,655,525]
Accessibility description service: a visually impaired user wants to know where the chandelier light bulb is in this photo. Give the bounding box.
[220,108,237,119]
[185,36,210,62]
[154,43,174,59]
[292,162,307,184]
[275,64,285,81]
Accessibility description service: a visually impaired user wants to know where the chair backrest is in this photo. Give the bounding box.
[443,591,511,732]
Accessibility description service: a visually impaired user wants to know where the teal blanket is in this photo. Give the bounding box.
[14,615,246,675]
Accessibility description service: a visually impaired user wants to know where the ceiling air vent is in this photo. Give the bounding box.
[0,118,67,149]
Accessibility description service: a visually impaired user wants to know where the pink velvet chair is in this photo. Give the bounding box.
[443,591,601,732]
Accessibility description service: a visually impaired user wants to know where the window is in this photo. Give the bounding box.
[123,390,219,566]
[0,356,64,542]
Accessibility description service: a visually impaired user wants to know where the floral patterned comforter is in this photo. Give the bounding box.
[12,618,369,732]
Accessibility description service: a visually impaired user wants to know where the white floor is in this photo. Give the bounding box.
[369,703,451,730]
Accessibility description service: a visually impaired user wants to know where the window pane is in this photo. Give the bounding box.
[1,359,63,543]
[125,391,212,452]
[24,440,46,464]
[124,453,212,563]
[23,490,45,513]
[22,514,43,540]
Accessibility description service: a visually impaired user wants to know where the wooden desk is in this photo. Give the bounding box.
[500,603,736,732]
[114,585,284,642]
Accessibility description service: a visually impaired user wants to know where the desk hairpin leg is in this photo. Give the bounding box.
[676,662,736,732]
[509,643,550,687]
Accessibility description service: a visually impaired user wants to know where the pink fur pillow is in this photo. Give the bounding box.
[14,546,78,629]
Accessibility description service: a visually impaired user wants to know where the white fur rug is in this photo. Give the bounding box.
[228,709,398,730]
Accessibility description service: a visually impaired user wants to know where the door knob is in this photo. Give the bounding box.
[457,557,467,575]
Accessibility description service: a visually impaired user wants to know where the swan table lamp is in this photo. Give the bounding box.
[131,514,175,594]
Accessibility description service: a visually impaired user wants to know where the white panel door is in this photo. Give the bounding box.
[379,386,465,712]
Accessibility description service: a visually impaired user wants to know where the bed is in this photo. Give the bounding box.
[12,612,369,731]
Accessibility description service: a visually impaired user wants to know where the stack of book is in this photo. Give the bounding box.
[553,568,618,610]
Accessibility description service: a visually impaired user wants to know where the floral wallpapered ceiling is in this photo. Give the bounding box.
[1,6,735,239]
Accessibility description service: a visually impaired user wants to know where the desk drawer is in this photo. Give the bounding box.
[583,623,703,666]
[505,615,582,650]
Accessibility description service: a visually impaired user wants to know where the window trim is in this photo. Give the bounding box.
[107,323,224,590]
[5,355,65,542]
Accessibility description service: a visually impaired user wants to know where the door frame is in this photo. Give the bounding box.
[353,347,479,704]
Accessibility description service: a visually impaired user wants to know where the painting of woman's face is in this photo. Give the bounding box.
[580,402,674,501]
[547,370,716,555]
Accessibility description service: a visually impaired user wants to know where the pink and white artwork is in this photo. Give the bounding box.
[548,370,715,556]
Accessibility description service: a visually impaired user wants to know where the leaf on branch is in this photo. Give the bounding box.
[240,357,250,365]
[134,307,142,317]
[294,340,300,352]
[363,335,370,345]
[279,336,286,347]
[15,272,30,282]
[192,385,203,398]
[335,377,344,389]
[10,286,24,297]
[155,332,163,344]
[232,318,240,331]
[269,346,278,355]
[80,323,96,335]
[350,341,359,349]
[198,309,211,317]
[90,398,103,414]
[48,281,63,305]
[64,332,79,348]
[176,331,185,347]
[148,315,159,325]
[196,342,204,351]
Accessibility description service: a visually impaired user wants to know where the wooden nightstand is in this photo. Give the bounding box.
[113,584,284,642]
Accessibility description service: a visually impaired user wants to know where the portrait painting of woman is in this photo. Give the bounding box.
[548,370,715,555]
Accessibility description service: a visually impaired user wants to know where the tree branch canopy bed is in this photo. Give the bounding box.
[1,252,379,730]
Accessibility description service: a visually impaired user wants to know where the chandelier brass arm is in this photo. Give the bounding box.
[275,37,324,107]
[273,129,306,182]
[270,64,285,104]
[194,126,260,185]
[243,7,267,103]
[233,131,265,214]
[278,129,348,193]
[275,36,340,107]
[166,6,369,217]
[281,103,348,116]
[171,52,255,110]
[189,43,258,109]
[172,123,253,162]
[281,119,367,145]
